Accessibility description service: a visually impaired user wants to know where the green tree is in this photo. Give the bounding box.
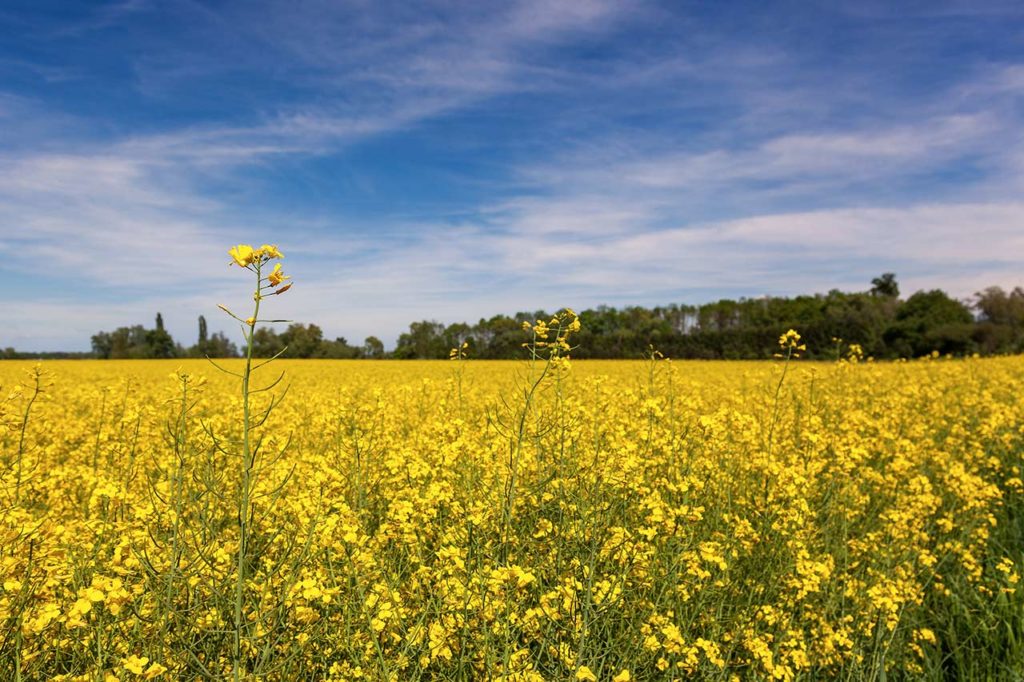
[972,286,1024,354]
[148,332,176,358]
[394,321,446,359]
[363,336,385,359]
[91,331,113,359]
[884,290,974,357]
[870,273,900,298]
[205,332,239,358]
[317,336,359,358]
[280,323,324,358]
[250,327,285,358]
[115,326,148,358]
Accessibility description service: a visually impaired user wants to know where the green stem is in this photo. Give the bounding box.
[234,262,262,681]
[164,376,188,647]
[14,371,42,506]
[766,345,792,458]
[92,388,107,474]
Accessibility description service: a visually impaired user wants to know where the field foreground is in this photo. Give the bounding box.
[1,357,1023,680]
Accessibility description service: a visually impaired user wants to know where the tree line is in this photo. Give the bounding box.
[89,313,239,359]
[85,314,380,360]
[4,274,1021,360]
[390,277,1024,360]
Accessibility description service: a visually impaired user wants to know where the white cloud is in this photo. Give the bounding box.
[519,112,1001,200]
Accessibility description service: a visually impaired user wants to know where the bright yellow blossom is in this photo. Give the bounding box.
[268,262,290,287]
[228,244,256,267]
[260,243,284,259]
[143,663,168,679]
[122,656,149,675]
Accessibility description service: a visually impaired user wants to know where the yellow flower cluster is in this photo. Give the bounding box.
[228,243,284,267]
[226,243,292,297]
[777,328,807,358]
[1,353,1022,679]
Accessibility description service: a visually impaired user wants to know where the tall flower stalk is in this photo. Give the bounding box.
[492,308,580,560]
[13,365,46,506]
[216,243,292,681]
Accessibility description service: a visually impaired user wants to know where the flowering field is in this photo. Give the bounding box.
[2,353,1023,680]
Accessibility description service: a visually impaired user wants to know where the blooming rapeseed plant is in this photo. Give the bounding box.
[0,251,1022,680]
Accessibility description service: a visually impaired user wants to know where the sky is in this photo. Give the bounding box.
[2,0,1024,351]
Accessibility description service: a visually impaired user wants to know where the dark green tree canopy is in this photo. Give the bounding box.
[871,273,900,298]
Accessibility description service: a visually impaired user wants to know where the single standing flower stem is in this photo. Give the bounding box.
[234,260,262,681]
[14,368,43,505]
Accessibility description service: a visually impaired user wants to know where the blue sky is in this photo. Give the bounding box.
[2,0,1024,351]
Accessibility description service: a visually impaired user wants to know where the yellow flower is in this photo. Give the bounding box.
[228,244,256,267]
[260,243,284,259]
[70,597,93,617]
[245,317,256,326]
[613,671,632,682]
[576,666,597,681]
[778,329,801,349]
[268,263,291,287]
[144,662,168,679]
[26,602,61,633]
[123,655,149,675]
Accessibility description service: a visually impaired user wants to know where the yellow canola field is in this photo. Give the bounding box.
[1,357,1022,680]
